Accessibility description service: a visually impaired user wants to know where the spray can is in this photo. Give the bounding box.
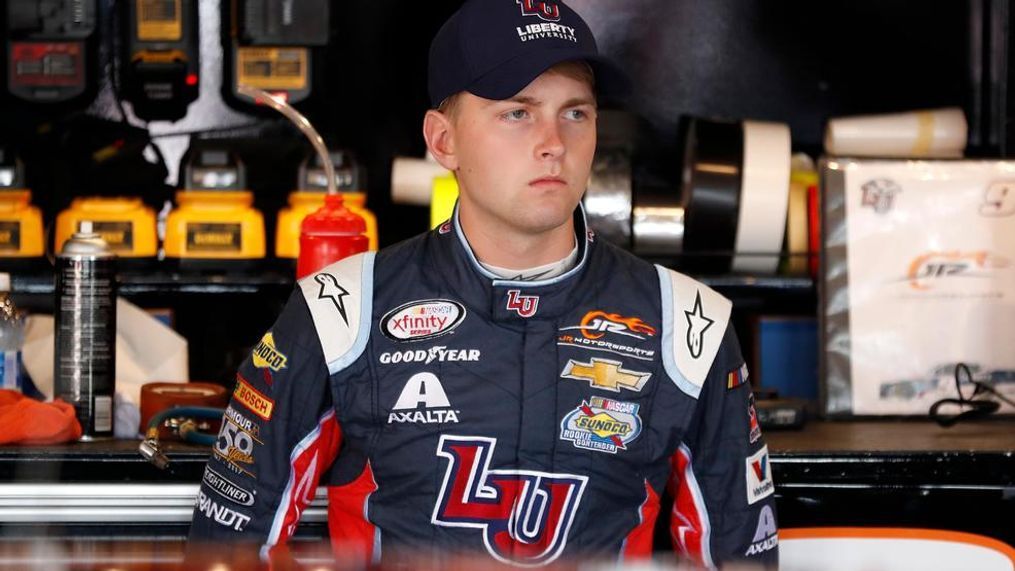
[54,221,117,440]
[296,194,368,279]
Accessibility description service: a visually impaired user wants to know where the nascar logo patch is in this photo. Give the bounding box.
[560,396,641,454]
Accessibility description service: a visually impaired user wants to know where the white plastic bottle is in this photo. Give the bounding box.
[0,273,25,392]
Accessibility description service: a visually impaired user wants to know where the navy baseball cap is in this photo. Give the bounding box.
[428,0,631,107]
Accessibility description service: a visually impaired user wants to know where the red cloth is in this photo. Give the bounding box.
[0,390,82,444]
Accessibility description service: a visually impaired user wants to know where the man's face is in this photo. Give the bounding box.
[447,68,597,236]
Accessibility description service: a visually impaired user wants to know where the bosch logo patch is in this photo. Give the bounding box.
[381,299,466,342]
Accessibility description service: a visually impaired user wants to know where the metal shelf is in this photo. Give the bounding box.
[11,269,295,297]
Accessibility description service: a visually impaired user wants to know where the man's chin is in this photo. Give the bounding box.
[513,207,577,235]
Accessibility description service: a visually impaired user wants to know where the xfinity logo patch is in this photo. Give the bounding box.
[379,346,480,365]
[381,300,466,342]
[388,372,460,424]
[203,467,255,506]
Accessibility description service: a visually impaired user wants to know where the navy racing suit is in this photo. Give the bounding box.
[188,207,779,568]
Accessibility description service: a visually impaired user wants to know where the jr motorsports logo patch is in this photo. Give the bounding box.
[560,396,642,454]
[381,299,466,342]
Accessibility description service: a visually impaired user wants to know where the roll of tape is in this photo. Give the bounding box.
[823,107,967,158]
[680,118,743,273]
[784,180,810,275]
[731,121,792,274]
[584,149,633,249]
[391,156,451,206]
[140,382,229,439]
[632,189,684,256]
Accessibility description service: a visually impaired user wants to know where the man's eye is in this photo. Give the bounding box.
[503,109,528,121]
[565,109,588,120]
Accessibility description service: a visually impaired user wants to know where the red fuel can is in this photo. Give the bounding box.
[296,194,368,279]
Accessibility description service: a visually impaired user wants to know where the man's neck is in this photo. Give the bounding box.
[458,206,577,270]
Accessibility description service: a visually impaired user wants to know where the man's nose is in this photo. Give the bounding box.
[535,120,565,160]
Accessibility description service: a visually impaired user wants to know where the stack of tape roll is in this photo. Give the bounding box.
[784,154,818,276]
[631,180,684,256]
[584,149,633,249]
[824,108,967,158]
[588,117,794,274]
[731,121,792,273]
[679,118,744,274]
[391,155,452,206]
[139,382,228,439]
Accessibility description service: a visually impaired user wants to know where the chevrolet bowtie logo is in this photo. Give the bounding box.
[561,358,651,393]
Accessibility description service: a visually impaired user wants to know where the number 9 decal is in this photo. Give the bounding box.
[981,182,1015,217]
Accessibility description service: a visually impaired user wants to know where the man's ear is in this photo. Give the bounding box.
[423,110,458,171]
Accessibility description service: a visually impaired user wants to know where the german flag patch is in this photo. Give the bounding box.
[727,363,749,390]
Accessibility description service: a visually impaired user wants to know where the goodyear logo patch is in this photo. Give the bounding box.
[252,332,287,372]
[560,396,641,454]
[234,376,274,421]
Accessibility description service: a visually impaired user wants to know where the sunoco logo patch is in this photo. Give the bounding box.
[380,299,466,342]
[252,332,287,372]
[560,396,641,454]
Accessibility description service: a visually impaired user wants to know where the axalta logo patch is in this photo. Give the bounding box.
[746,504,778,556]
[560,396,641,454]
[252,332,287,372]
[746,446,775,505]
[388,372,459,424]
[203,467,255,507]
[381,299,466,342]
[234,376,274,420]
[379,346,480,365]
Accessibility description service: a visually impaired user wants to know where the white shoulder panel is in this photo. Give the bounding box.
[656,266,733,399]
[298,253,375,375]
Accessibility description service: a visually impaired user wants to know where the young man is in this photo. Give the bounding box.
[189,0,779,568]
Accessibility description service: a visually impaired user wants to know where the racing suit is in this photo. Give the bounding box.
[188,207,779,568]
